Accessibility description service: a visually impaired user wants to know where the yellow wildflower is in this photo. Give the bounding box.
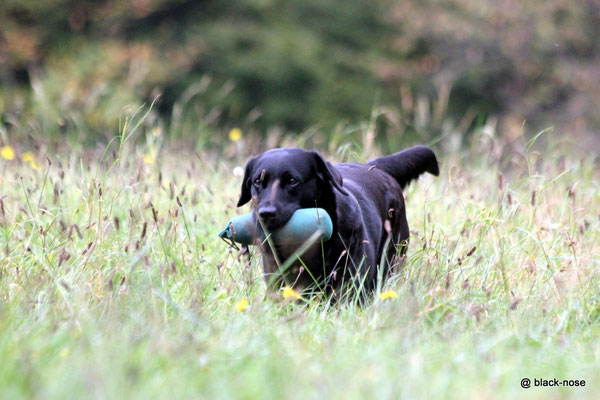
[235,298,249,312]
[143,154,153,164]
[1,146,15,161]
[228,128,242,142]
[379,290,398,300]
[30,160,41,170]
[281,286,300,300]
[22,151,35,163]
[152,127,162,137]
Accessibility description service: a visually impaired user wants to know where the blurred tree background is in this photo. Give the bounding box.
[1,0,599,147]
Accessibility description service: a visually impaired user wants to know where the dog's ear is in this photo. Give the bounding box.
[310,151,349,196]
[237,156,257,207]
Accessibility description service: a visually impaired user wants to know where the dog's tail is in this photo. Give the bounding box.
[367,146,439,189]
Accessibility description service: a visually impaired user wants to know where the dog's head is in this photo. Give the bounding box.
[236,148,348,230]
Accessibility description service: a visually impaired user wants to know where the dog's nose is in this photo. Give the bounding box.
[258,205,277,220]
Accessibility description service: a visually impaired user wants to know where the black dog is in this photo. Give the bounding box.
[236,146,438,298]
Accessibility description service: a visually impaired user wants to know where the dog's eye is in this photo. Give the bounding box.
[287,177,298,185]
[253,178,262,185]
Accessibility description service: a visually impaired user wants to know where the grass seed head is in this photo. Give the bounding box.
[74,224,83,239]
[141,221,148,239]
[151,207,158,224]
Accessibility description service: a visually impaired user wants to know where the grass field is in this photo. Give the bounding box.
[1,127,599,399]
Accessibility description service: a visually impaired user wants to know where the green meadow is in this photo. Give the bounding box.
[1,121,598,399]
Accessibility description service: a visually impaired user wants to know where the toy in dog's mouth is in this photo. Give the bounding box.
[218,208,333,246]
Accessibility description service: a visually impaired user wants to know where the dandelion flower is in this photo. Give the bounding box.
[143,154,153,164]
[379,290,398,300]
[281,286,300,300]
[30,160,41,170]
[1,146,15,161]
[229,128,242,142]
[22,151,35,163]
[235,298,249,312]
